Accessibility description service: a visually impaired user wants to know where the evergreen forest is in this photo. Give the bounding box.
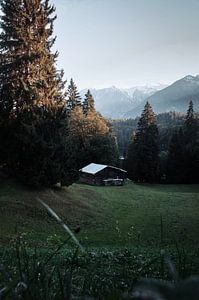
[0,0,118,187]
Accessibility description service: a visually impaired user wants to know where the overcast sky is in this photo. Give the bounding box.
[52,0,199,89]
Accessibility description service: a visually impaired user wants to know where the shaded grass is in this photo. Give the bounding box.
[1,179,199,299]
[1,238,199,299]
[77,183,199,247]
[0,178,199,247]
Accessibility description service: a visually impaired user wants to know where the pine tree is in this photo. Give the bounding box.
[69,86,110,146]
[0,0,65,114]
[166,101,199,183]
[184,101,198,142]
[0,0,74,186]
[183,101,199,183]
[83,90,95,116]
[66,78,81,111]
[126,102,159,183]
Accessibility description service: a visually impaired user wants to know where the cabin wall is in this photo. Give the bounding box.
[80,167,126,186]
[97,167,126,180]
[80,173,95,185]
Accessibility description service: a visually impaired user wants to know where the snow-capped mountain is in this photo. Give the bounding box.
[80,76,199,119]
[121,84,167,98]
[80,87,134,119]
[124,75,199,118]
[80,85,164,119]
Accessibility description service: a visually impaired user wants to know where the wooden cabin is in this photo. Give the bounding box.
[79,163,127,186]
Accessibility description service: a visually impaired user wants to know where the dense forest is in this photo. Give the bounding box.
[0,0,118,187]
[0,0,198,187]
[123,102,199,183]
[112,111,190,156]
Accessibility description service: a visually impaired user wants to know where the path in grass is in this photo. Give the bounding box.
[0,178,199,247]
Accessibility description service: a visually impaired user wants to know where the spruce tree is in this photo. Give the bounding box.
[184,101,198,142]
[166,101,199,183]
[0,0,73,186]
[126,102,159,183]
[0,0,65,113]
[83,89,95,116]
[183,101,199,183]
[66,78,81,111]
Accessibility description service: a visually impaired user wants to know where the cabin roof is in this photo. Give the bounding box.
[79,163,127,175]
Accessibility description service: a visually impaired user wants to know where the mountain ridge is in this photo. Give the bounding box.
[80,75,199,119]
[80,85,164,118]
[124,75,199,118]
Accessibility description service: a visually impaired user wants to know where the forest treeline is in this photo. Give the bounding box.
[0,0,198,187]
[124,101,199,183]
[0,0,118,187]
[112,111,188,155]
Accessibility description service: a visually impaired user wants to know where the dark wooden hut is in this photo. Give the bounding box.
[79,163,127,186]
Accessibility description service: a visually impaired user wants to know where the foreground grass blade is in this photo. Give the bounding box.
[37,198,84,252]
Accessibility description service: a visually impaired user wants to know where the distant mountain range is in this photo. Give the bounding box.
[80,75,199,119]
[80,86,134,119]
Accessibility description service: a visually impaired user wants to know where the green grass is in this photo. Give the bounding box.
[1,178,199,299]
[0,178,199,247]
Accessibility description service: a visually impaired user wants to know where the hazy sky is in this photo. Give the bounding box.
[52,0,199,89]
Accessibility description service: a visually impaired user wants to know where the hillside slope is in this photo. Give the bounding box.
[1,178,199,247]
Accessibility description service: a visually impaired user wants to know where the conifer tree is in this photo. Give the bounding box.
[183,101,199,182]
[126,102,159,182]
[0,0,74,186]
[83,90,95,116]
[0,0,65,114]
[66,78,81,111]
[69,85,110,145]
[166,101,199,183]
[184,101,198,142]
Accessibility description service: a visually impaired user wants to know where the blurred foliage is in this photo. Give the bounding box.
[0,234,198,299]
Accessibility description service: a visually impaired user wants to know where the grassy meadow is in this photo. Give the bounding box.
[1,178,199,298]
[0,178,199,248]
